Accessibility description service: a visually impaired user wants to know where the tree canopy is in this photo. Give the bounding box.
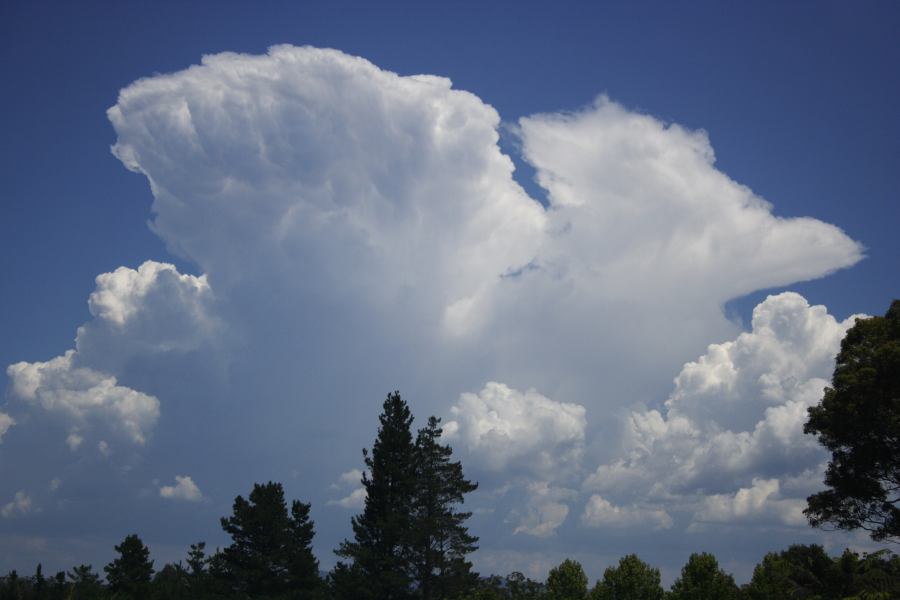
[804,299,900,542]
[219,481,320,598]
[668,552,739,600]
[104,534,154,599]
[590,554,664,600]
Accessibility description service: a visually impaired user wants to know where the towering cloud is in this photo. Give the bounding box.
[2,46,867,576]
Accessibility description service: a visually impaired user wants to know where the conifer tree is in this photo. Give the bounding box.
[219,481,320,598]
[105,534,154,599]
[68,564,103,600]
[337,391,417,600]
[412,416,479,600]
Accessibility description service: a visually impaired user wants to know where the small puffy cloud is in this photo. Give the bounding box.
[697,478,806,527]
[1,491,33,519]
[510,482,574,538]
[7,351,160,446]
[97,440,111,457]
[445,382,586,474]
[0,413,13,442]
[581,495,673,530]
[66,432,84,451]
[328,488,366,510]
[327,469,366,509]
[159,475,203,502]
[49,478,62,492]
[75,260,219,374]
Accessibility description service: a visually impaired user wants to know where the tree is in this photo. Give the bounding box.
[68,564,104,600]
[546,559,588,600]
[743,544,836,599]
[668,553,739,600]
[150,563,190,600]
[505,571,544,599]
[804,299,900,542]
[590,554,664,600]
[411,416,479,600]
[336,391,417,600]
[104,534,154,599]
[219,481,320,598]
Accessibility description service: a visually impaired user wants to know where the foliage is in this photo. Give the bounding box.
[104,533,154,599]
[69,564,104,599]
[412,415,480,600]
[591,554,664,600]
[219,481,320,598]
[668,552,739,600]
[546,559,589,600]
[804,299,900,542]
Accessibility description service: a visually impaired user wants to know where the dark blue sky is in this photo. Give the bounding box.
[1,0,898,582]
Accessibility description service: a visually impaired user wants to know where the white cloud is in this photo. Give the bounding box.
[327,487,366,509]
[581,495,673,530]
[159,475,203,502]
[518,97,862,305]
[510,482,574,538]
[1,491,33,519]
[2,45,869,572]
[327,469,367,509]
[585,293,861,528]
[445,382,586,475]
[697,478,807,527]
[66,432,83,451]
[4,260,216,454]
[0,413,13,442]
[7,351,160,446]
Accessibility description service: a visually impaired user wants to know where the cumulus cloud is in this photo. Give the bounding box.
[4,260,217,455]
[1,491,33,519]
[697,478,806,527]
[327,469,366,509]
[159,475,203,502]
[585,293,862,528]
[7,351,160,446]
[2,45,868,573]
[510,482,575,538]
[581,495,673,530]
[445,382,586,475]
[0,413,13,442]
[328,488,366,510]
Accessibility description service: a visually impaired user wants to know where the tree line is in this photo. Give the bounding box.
[1,299,898,599]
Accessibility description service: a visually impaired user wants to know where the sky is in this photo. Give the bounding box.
[1,0,899,586]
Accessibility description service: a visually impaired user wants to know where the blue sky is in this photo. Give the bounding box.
[1,0,898,585]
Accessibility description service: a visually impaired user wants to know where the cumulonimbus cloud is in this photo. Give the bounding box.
[1,45,869,572]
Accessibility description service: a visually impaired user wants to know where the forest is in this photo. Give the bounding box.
[1,301,898,599]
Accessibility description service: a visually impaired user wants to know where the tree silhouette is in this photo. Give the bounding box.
[546,559,588,600]
[805,299,900,542]
[411,416,479,599]
[104,534,154,599]
[591,554,664,600]
[337,391,417,600]
[668,552,738,600]
[219,481,320,598]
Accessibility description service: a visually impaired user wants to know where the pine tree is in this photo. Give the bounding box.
[412,416,479,600]
[219,481,320,598]
[337,391,417,600]
[104,534,154,599]
[68,564,103,600]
